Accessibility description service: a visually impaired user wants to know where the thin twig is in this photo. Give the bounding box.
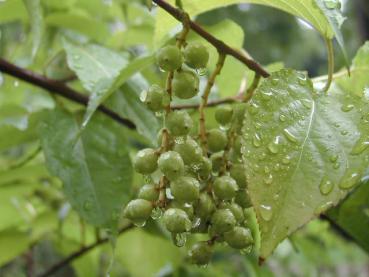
[37,224,134,277]
[244,74,261,102]
[0,59,136,130]
[152,0,270,78]
[172,96,238,110]
[323,38,335,92]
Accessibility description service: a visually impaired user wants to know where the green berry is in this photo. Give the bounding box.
[211,209,236,234]
[210,151,224,173]
[188,242,213,265]
[123,199,153,224]
[140,85,169,111]
[172,70,199,99]
[230,164,248,189]
[196,157,212,180]
[158,151,184,181]
[138,184,159,201]
[219,202,244,223]
[195,193,215,219]
[224,227,253,249]
[174,138,202,165]
[215,105,233,126]
[133,148,158,174]
[213,176,238,200]
[234,189,252,208]
[184,42,209,69]
[170,176,200,203]
[207,129,227,152]
[156,45,183,71]
[170,201,194,220]
[166,110,193,136]
[163,208,192,233]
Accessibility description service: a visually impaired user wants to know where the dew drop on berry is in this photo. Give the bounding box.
[151,207,163,220]
[172,232,187,247]
[259,204,273,221]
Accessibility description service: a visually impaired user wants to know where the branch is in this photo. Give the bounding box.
[0,59,136,130]
[152,0,270,78]
[171,96,239,110]
[37,224,134,277]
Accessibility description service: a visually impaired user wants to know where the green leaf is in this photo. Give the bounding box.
[40,108,133,228]
[0,105,29,130]
[242,69,369,259]
[22,0,44,59]
[0,164,48,186]
[0,228,30,266]
[0,0,27,24]
[154,0,344,48]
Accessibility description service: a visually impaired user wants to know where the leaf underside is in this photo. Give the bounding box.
[242,69,369,259]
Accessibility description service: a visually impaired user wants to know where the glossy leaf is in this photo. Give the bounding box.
[40,109,133,228]
[242,69,369,259]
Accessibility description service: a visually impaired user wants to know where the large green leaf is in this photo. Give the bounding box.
[40,109,133,228]
[0,0,27,23]
[242,69,369,259]
[0,228,30,266]
[154,0,344,48]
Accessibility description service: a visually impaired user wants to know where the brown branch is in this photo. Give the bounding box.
[152,0,270,78]
[171,96,239,110]
[37,224,134,277]
[0,58,136,130]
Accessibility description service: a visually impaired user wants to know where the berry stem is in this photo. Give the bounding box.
[199,53,226,153]
[243,73,261,102]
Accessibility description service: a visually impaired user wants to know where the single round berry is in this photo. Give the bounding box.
[163,208,192,233]
[158,151,184,181]
[234,189,252,208]
[156,45,183,71]
[169,201,194,220]
[210,151,224,173]
[133,148,158,175]
[230,164,248,189]
[188,242,213,265]
[211,209,236,234]
[166,110,193,137]
[219,202,244,223]
[123,199,153,224]
[172,70,199,99]
[170,176,200,203]
[195,193,215,219]
[174,138,202,165]
[138,184,159,201]
[183,42,209,69]
[207,129,227,152]
[196,157,212,180]
[215,105,233,126]
[224,227,253,249]
[140,85,169,111]
[213,176,238,200]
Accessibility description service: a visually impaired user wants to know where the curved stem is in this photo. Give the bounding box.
[199,53,226,153]
[243,73,261,102]
[323,38,335,93]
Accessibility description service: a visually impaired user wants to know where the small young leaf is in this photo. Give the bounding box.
[242,69,369,259]
[40,108,133,228]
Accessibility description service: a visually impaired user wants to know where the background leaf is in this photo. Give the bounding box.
[242,69,369,259]
[40,108,133,228]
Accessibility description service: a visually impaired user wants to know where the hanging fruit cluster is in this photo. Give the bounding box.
[123,16,255,266]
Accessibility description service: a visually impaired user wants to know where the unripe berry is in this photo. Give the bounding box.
[211,209,236,234]
[210,151,224,173]
[140,84,169,111]
[207,129,227,152]
[230,164,248,189]
[166,110,193,136]
[213,176,238,200]
[195,193,215,219]
[158,151,184,181]
[123,199,153,224]
[215,105,233,126]
[174,138,202,165]
[172,70,199,99]
[219,202,244,223]
[170,176,200,203]
[234,189,252,208]
[169,201,194,220]
[133,148,158,174]
[163,208,192,233]
[196,157,212,180]
[224,227,253,249]
[156,45,183,71]
[183,42,209,69]
[138,184,159,201]
[188,242,213,265]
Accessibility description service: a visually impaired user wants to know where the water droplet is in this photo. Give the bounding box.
[314,201,334,215]
[271,78,279,86]
[301,99,313,109]
[260,204,273,221]
[264,174,273,185]
[253,133,262,148]
[172,232,187,247]
[279,114,286,122]
[282,155,291,165]
[249,103,259,115]
[341,130,348,136]
[143,175,152,183]
[274,163,281,172]
[151,207,163,220]
[133,219,146,227]
[283,128,298,143]
[339,171,361,190]
[166,188,174,199]
[196,68,207,76]
[139,90,147,102]
[264,166,271,174]
[329,154,339,163]
[319,177,334,195]
[192,217,201,228]
[351,138,369,155]
[341,104,354,112]
[240,245,253,255]
[333,162,340,169]
[267,136,281,154]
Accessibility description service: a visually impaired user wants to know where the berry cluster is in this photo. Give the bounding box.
[123,38,254,265]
